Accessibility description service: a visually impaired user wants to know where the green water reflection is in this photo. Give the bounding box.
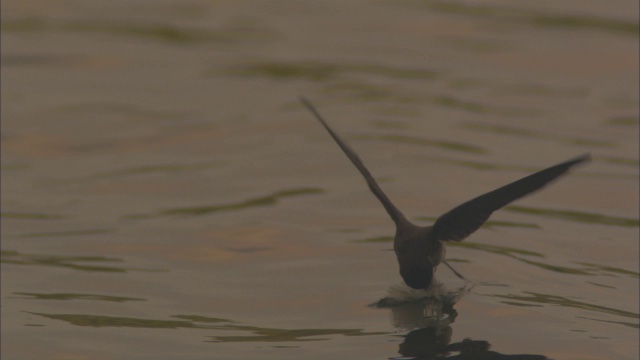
[26,312,218,329]
[54,161,220,186]
[606,116,640,126]
[126,187,323,219]
[578,316,639,329]
[462,122,615,148]
[432,95,491,114]
[356,134,486,154]
[224,61,436,82]
[26,312,388,342]
[14,292,145,302]
[573,262,640,278]
[1,18,266,45]
[417,1,639,36]
[16,228,114,238]
[1,212,64,220]
[505,205,640,227]
[228,61,545,114]
[602,156,639,167]
[448,242,639,277]
[491,291,639,321]
[1,250,157,273]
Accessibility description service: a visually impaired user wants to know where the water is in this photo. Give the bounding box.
[2,1,638,359]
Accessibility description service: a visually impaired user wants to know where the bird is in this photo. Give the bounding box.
[300,97,590,290]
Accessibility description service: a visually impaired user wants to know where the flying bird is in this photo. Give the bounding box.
[300,98,590,289]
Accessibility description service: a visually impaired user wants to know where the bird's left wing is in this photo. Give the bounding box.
[432,154,590,242]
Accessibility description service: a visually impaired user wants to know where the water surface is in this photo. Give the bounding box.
[2,1,638,359]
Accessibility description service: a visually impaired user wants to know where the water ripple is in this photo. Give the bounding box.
[125,187,323,219]
[1,250,159,273]
[505,206,639,227]
[491,291,639,320]
[25,312,389,342]
[13,292,145,302]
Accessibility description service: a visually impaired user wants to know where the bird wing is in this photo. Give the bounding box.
[432,154,590,242]
[300,97,408,226]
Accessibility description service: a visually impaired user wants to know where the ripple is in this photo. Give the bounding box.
[1,250,158,273]
[448,242,544,258]
[2,18,268,45]
[1,212,64,220]
[25,312,388,341]
[126,187,323,219]
[224,61,436,81]
[207,326,387,343]
[419,2,639,37]
[356,134,486,154]
[51,161,220,186]
[602,156,639,167]
[449,243,638,277]
[25,312,217,329]
[492,291,639,320]
[505,205,639,227]
[13,292,145,302]
[16,228,114,238]
[462,122,615,148]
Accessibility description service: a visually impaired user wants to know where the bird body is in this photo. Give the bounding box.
[300,98,590,289]
[394,224,444,289]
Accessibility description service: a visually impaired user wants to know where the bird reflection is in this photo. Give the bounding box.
[372,284,549,360]
[398,331,548,360]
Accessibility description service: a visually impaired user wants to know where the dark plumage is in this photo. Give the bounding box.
[300,98,590,289]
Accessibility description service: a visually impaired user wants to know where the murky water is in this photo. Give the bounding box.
[2,1,638,359]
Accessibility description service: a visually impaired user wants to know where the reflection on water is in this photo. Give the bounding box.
[415,1,638,36]
[491,292,639,324]
[206,326,386,343]
[412,156,636,180]
[372,283,549,359]
[1,212,65,220]
[1,18,270,45]
[3,0,637,358]
[125,187,323,219]
[602,155,639,167]
[1,250,161,273]
[13,292,146,302]
[16,228,114,238]
[224,60,439,104]
[399,334,548,359]
[447,242,640,278]
[462,122,615,148]
[505,206,640,227]
[26,311,387,341]
[606,116,640,127]
[26,312,226,329]
[355,134,486,154]
[225,61,437,82]
[577,317,639,330]
[395,329,548,359]
[55,161,219,185]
